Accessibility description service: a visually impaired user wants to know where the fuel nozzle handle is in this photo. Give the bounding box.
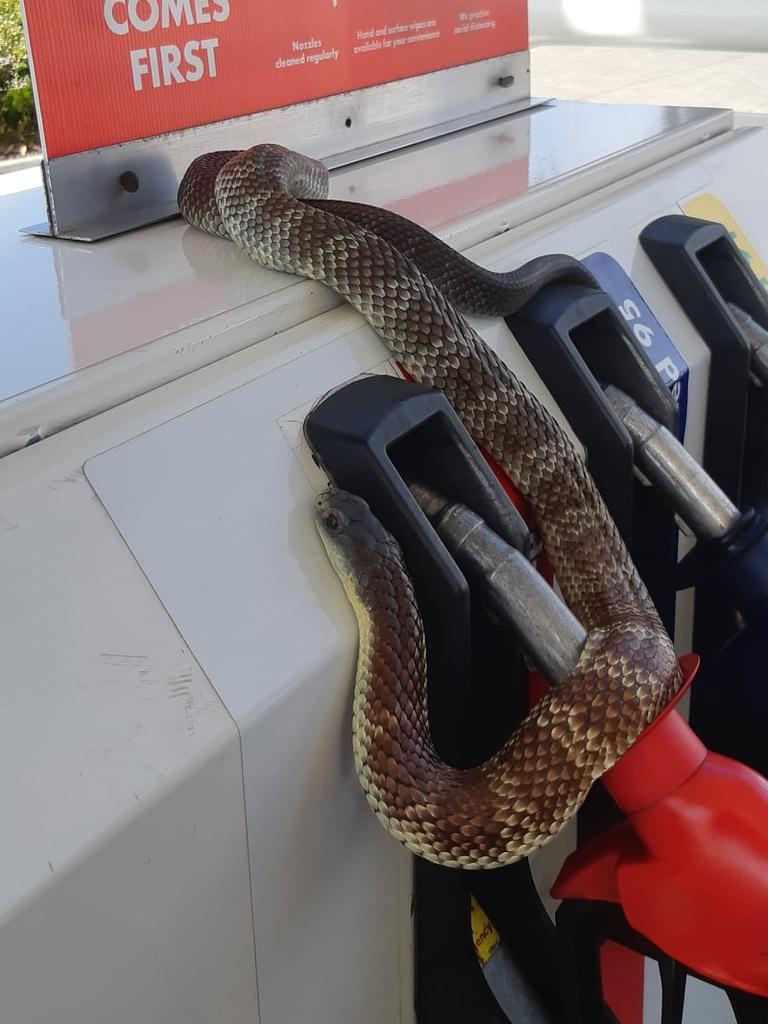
[604,385,740,541]
[410,482,587,684]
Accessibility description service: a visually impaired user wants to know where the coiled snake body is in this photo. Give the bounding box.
[179,144,681,867]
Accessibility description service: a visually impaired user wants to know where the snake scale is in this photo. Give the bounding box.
[179,144,681,868]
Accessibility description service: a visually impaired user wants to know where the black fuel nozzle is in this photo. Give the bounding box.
[304,374,574,1023]
[640,214,768,511]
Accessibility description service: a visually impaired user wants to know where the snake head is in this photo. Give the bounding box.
[315,488,401,577]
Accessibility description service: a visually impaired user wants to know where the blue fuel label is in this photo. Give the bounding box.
[584,252,689,440]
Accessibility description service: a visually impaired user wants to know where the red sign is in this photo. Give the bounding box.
[22,1,528,160]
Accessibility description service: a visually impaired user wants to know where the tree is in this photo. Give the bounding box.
[0,0,38,152]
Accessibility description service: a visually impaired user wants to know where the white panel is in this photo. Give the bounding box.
[83,298,574,1023]
[83,320,408,1024]
[0,750,256,1024]
[0,432,258,1021]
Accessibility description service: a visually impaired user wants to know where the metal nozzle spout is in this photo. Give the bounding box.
[604,385,739,541]
[410,482,587,683]
[727,302,768,387]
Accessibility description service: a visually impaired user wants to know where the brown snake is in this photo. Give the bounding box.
[179,143,681,868]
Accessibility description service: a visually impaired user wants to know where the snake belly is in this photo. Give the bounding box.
[179,143,681,867]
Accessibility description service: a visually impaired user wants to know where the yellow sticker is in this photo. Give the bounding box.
[681,192,768,292]
[470,895,501,967]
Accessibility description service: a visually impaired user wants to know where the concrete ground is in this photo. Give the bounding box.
[531,45,768,112]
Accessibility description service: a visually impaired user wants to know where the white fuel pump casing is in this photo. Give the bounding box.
[2,101,768,1024]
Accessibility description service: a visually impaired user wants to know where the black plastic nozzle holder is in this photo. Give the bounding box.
[505,283,679,635]
[505,282,681,846]
[640,215,768,507]
[305,373,531,768]
[305,374,575,1024]
[640,214,768,659]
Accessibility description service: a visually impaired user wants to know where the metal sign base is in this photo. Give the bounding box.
[24,52,532,242]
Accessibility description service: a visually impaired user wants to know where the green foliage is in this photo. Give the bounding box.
[0,80,35,145]
[0,0,38,150]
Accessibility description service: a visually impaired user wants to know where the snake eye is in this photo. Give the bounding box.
[324,512,341,533]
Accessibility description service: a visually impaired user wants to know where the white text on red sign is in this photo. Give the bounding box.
[103,0,231,91]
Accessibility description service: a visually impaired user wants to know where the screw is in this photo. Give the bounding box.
[498,75,515,88]
[119,171,140,193]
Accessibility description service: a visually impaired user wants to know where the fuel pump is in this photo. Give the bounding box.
[416,485,768,1023]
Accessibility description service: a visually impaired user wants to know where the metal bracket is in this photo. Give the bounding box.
[24,52,535,242]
